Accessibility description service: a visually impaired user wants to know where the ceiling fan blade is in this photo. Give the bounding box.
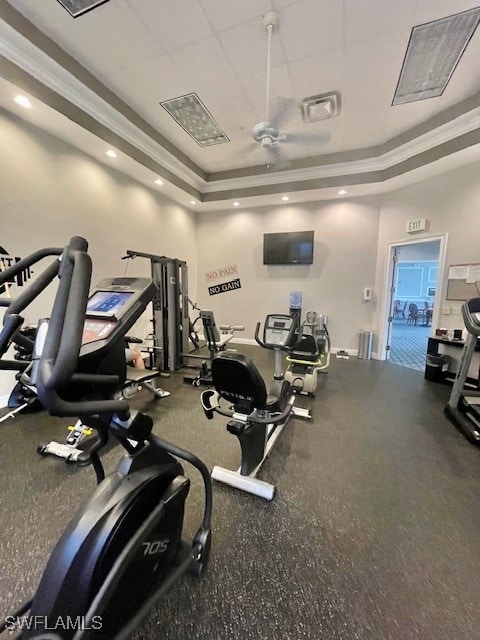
[243,141,261,155]
[284,131,331,145]
[269,96,297,130]
[265,144,282,163]
[242,142,268,164]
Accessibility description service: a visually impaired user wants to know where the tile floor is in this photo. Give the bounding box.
[388,318,431,371]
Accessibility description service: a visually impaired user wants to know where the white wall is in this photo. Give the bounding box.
[197,161,480,360]
[196,199,381,351]
[3,106,480,409]
[373,161,480,339]
[0,110,197,402]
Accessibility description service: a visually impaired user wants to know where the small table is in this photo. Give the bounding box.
[426,336,480,386]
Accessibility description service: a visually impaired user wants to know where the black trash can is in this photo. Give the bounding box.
[424,353,447,382]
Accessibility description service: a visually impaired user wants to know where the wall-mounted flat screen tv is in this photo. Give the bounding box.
[263,231,314,265]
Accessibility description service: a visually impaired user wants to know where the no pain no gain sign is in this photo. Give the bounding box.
[0,245,33,295]
[205,264,242,296]
[208,278,241,296]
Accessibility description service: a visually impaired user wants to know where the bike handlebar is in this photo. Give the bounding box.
[254,321,265,348]
[254,316,298,351]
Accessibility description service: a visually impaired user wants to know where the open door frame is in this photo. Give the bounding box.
[377,234,448,361]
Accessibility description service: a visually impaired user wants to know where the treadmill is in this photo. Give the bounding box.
[444,288,480,443]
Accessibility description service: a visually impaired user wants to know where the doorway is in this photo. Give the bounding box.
[381,236,446,371]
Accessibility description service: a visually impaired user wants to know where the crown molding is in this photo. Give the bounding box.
[202,108,480,194]
[0,13,205,190]
[1,6,480,206]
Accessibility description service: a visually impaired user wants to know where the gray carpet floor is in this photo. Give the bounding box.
[1,346,480,640]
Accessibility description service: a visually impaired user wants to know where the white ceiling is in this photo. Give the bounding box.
[2,0,480,209]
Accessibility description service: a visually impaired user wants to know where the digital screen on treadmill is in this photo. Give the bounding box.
[86,291,134,315]
[273,321,286,328]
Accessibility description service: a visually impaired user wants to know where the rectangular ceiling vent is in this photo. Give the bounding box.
[56,0,111,18]
[393,7,480,105]
[160,93,229,147]
[301,91,341,123]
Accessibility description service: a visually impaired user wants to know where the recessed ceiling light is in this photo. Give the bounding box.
[281,196,290,201]
[155,179,163,186]
[233,201,240,207]
[190,200,196,205]
[338,189,347,195]
[106,150,117,158]
[14,95,31,108]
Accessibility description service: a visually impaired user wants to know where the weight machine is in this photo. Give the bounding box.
[124,250,190,372]
[183,310,244,386]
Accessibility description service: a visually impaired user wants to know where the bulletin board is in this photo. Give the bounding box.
[446,263,480,300]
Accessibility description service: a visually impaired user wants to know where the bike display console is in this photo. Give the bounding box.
[263,314,296,347]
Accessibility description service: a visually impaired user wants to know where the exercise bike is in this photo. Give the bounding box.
[201,314,310,500]
[285,311,331,396]
[0,237,212,640]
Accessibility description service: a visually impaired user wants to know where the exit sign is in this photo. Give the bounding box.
[406,218,428,233]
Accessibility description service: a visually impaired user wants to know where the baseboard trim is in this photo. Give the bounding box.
[0,393,10,409]
[230,338,257,346]
[230,341,376,359]
[331,347,358,357]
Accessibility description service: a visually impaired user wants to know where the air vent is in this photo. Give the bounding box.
[301,91,341,123]
[160,93,229,147]
[56,0,110,17]
[393,7,480,105]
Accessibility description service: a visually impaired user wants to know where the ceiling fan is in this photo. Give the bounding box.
[246,12,331,165]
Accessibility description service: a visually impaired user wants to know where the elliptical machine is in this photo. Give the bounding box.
[0,237,212,640]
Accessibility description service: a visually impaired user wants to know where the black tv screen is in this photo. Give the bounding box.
[263,231,314,265]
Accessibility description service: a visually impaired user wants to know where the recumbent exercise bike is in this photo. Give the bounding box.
[201,313,311,501]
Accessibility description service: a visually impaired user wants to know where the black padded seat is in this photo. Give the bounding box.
[289,334,320,362]
[211,352,270,412]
